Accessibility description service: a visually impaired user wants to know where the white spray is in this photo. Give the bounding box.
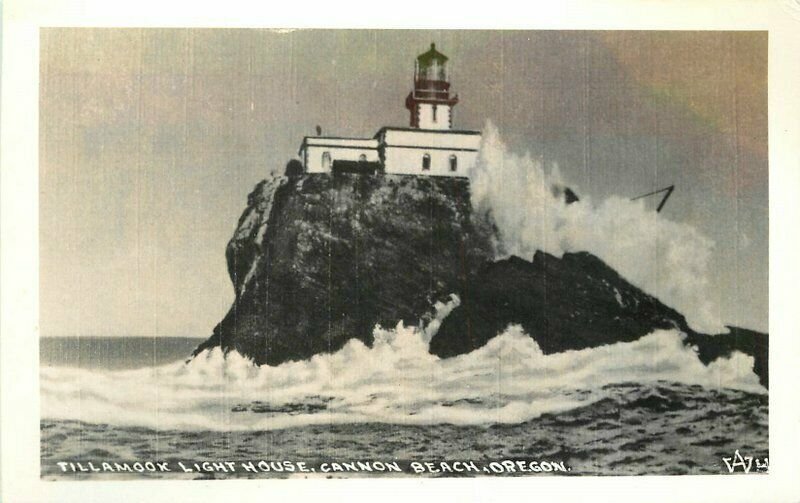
[468,121,724,334]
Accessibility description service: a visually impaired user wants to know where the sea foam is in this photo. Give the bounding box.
[41,298,763,432]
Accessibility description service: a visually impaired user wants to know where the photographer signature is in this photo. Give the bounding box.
[722,450,768,473]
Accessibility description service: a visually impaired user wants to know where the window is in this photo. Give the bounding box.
[449,155,457,172]
[422,153,431,170]
[432,105,437,122]
[322,151,331,170]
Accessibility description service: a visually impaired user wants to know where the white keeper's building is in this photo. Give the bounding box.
[298,44,481,178]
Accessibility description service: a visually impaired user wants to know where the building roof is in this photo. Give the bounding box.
[417,43,448,66]
[374,126,481,137]
[298,136,378,155]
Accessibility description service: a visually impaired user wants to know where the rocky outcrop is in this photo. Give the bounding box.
[428,251,768,387]
[193,173,767,387]
[192,173,496,365]
[429,251,692,356]
[685,326,769,388]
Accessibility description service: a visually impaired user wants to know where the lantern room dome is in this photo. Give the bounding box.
[415,43,449,82]
[417,43,449,66]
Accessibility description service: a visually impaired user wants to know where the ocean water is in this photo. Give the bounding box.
[41,383,767,479]
[40,310,768,479]
[40,336,201,369]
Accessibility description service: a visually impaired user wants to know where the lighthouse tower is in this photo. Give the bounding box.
[405,43,459,130]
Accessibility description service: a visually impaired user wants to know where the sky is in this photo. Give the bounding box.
[39,29,768,337]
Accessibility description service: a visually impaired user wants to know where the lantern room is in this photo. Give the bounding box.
[405,43,460,130]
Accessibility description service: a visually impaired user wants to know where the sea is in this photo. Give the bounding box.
[40,316,768,480]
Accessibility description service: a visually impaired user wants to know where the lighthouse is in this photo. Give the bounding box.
[298,43,481,176]
[405,43,460,130]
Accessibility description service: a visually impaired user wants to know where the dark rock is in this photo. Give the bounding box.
[551,184,580,204]
[429,251,691,357]
[428,251,769,387]
[284,159,304,177]
[685,326,769,388]
[193,173,496,365]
